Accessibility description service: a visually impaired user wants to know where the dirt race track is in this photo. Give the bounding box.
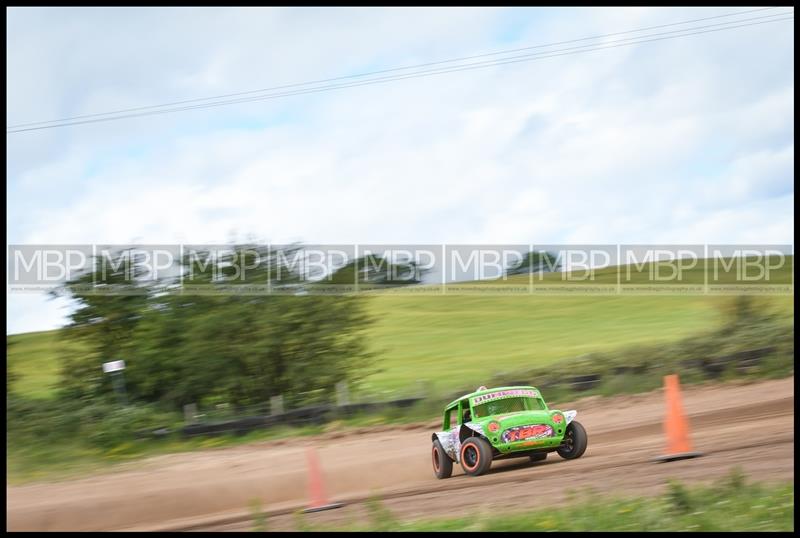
[6,377,794,531]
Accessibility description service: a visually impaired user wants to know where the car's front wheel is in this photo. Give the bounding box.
[432,439,453,479]
[557,421,588,460]
[459,437,493,476]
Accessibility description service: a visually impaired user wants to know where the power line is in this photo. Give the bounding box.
[5,6,782,129]
[7,12,793,134]
[9,13,793,133]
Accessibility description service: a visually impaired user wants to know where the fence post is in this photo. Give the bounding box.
[184,403,198,424]
[336,381,349,407]
[417,380,433,399]
[270,395,284,416]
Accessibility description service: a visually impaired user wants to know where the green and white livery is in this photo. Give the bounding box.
[431,385,588,478]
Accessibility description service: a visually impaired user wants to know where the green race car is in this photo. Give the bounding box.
[431,386,588,478]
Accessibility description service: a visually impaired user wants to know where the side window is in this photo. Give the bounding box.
[460,400,473,424]
[444,406,457,429]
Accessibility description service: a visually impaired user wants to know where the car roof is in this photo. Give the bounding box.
[445,385,538,410]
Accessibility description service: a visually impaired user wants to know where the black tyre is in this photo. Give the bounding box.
[557,420,588,460]
[529,452,548,463]
[459,437,493,476]
[432,439,453,479]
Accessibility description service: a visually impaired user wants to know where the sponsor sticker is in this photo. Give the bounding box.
[471,389,539,405]
[501,424,553,443]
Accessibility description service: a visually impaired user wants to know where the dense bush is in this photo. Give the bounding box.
[7,397,83,444]
[81,404,178,449]
[7,396,179,450]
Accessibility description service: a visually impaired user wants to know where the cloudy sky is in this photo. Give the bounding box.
[6,7,795,334]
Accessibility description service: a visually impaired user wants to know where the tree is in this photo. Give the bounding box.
[53,244,376,410]
[505,250,561,276]
[49,247,153,401]
[327,255,427,286]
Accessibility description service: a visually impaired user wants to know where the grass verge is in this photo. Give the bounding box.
[291,468,793,532]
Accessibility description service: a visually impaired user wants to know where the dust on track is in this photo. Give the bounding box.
[6,377,794,531]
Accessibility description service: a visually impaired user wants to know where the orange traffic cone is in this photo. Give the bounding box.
[654,374,703,462]
[302,446,343,513]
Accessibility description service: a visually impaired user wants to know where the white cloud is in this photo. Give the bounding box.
[6,294,74,336]
[6,7,794,333]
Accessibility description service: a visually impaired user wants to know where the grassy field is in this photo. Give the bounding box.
[364,294,744,394]
[7,257,793,399]
[10,295,791,399]
[291,470,793,532]
[343,255,794,394]
[6,330,88,399]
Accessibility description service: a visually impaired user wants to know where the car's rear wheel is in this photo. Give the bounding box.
[557,421,588,460]
[432,439,453,479]
[529,452,547,463]
[459,437,493,476]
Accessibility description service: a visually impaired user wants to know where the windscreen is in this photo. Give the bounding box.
[472,397,545,418]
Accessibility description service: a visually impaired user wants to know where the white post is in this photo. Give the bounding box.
[184,403,197,424]
[270,395,284,416]
[418,380,433,398]
[336,381,350,407]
